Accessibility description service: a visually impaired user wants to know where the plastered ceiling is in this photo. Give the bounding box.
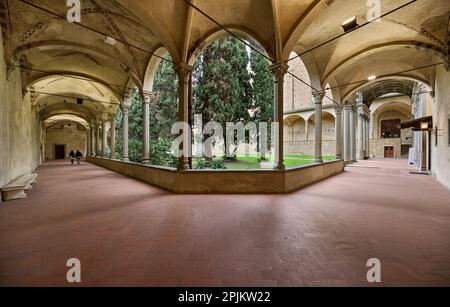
[1,0,449,122]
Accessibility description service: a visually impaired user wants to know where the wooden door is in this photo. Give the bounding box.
[384,146,394,158]
[55,145,65,160]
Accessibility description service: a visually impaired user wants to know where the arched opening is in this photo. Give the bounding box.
[189,34,275,170]
[284,115,306,143]
[43,114,89,161]
[116,53,179,166]
[371,100,414,159]
[282,53,337,166]
[304,112,336,160]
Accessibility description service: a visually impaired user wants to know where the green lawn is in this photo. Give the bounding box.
[205,154,336,170]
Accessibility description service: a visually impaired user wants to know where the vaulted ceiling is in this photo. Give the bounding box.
[361,79,416,106]
[1,0,449,121]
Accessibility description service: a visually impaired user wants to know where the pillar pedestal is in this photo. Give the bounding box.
[334,105,343,160]
[109,114,116,160]
[270,62,289,170]
[313,90,325,164]
[142,93,151,165]
[175,63,194,171]
[122,106,130,162]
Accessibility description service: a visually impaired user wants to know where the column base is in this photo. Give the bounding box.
[122,158,129,162]
[177,165,189,172]
[177,159,189,171]
[274,163,285,171]
[142,159,151,165]
[315,158,323,164]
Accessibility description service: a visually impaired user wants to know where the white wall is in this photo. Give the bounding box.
[431,66,450,190]
[0,31,42,190]
[45,127,88,160]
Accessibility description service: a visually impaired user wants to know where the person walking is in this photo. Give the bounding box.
[68,150,75,165]
[75,150,83,165]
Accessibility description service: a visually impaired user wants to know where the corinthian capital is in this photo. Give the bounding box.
[312,90,325,105]
[269,61,289,80]
[175,62,194,80]
[334,104,343,114]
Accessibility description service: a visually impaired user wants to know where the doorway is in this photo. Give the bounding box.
[384,146,394,158]
[55,145,65,160]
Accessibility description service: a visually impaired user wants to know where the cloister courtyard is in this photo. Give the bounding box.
[1,159,450,286]
[1,0,450,288]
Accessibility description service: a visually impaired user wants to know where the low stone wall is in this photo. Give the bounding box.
[284,140,336,156]
[285,161,344,193]
[369,138,403,159]
[87,157,344,194]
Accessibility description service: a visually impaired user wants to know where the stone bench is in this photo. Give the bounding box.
[1,174,38,201]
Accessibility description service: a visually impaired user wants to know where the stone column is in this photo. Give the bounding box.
[334,105,343,160]
[362,116,367,158]
[291,125,294,142]
[357,111,365,160]
[356,90,365,161]
[86,124,92,157]
[90,123,96,156]
[95,122,100,157]
[142,93,151,165]
[343,104,352,163]
[370,113,375,140]
[350,106,357,162]
[87,128,91,158]
[122,105,129,162]
[305,120,309,141]
[102,120,107,158]
[175,63,193,171]
[365,117,370,159]
[313,90,325,163]
[109,114,116,160]
[271,62,288,170]
[421,130,427,172]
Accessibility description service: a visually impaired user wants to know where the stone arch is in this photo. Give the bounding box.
[322,42,446,85]
[284,52,315,111]
[13,41,142,93]
[27,73,123,103]
[341,76,432,104]
[323,82,336,106]
[325,78,342,105]
[284,115,306,142]
[29,75,119,123]
[322,111,336,141]
[44,114,89,129]
[187,27,273,67]
[289,47,322,91]
[143,47,172,92]
[373,101,413,140]
[307,111,336,141]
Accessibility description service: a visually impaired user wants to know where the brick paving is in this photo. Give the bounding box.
[0,159,449,286]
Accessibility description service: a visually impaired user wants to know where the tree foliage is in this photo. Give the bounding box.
[193,37,253,128]
[115,37,274,168]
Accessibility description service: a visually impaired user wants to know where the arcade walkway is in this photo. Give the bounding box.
[1,159,449,286]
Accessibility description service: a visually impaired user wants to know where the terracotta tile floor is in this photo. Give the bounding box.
[0,159,449,287]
